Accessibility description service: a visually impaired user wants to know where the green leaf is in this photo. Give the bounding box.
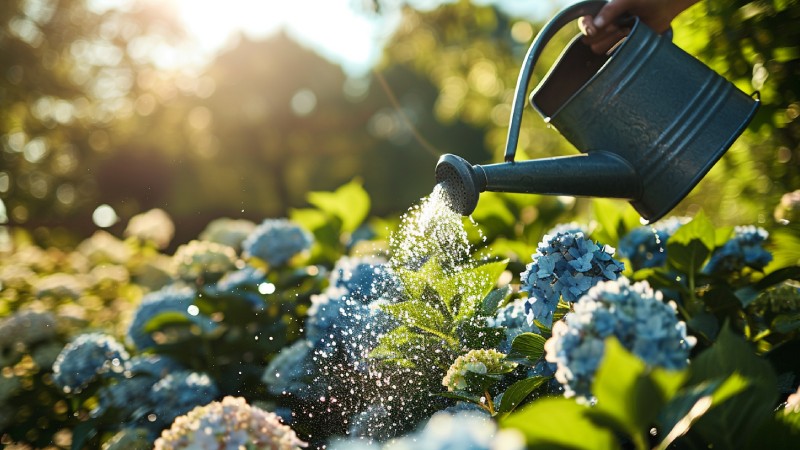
[142,311,193,333]
[438,259,507,321]
[592,338,687,449]
[656,374,749,450]
[307,179,370,233]
[502,397,618,449]
[455,321,504,350]
[480,286,511,316]
[381,300,451,339]
[666,211,715,273]
[463,371,503,393]
[506,332,546,364]
[437,390,484,405]
[497,376,550,414]
[685,323,778,447]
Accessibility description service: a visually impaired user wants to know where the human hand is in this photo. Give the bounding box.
[578,0,700,54]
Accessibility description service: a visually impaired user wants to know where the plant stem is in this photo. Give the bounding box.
[484,390,496,415]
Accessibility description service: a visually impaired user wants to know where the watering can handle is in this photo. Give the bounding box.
[503,0,609,162]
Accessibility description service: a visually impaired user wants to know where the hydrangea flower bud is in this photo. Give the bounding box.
[172,240,238,282]
[442,349,516,392]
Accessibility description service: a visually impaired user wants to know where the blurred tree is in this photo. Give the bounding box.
[0,0,184,231]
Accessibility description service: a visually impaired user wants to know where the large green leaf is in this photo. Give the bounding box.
[591,338,687,450]
[381,300,451,340]
[656,374,749,450]
[666,211,715,274]
[497,376,550,414]
[506,332,546,365]
[502,397,618,449]
[306,178,370,233]
[684,323,778,447]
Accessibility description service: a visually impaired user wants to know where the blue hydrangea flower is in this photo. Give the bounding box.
[199,218,257,251]
[126,285,218,350]
[544,277,696,400]
[348,404,393,441]
[206,265,269,310]
[242,219,313,267]
[96,375,156,419]
[328,256,402,303]
[521,231,624,328]
[330,411,525,450]
[305,294,397,371]
[148,371,219,429]
[127,354,185,378]
[487,298,539,353]
[262,340,321,400]
[52,333,130,394]
[618,217,686,270]
[704,225,772,275]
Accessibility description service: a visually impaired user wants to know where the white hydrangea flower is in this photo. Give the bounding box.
[125,208,175,249]
[34,273,87,300]
[154,396,307,450]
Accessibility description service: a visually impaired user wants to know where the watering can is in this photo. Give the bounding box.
[435,0,759,222]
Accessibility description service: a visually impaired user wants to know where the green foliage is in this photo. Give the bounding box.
[502,337,752,450]
[370,256,509,369]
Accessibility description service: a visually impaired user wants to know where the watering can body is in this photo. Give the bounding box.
[436,0,759,222]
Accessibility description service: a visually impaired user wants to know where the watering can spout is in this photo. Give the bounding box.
[435,153,640,216]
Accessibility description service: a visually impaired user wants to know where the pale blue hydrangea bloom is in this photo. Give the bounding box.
[0,310,57,348]
[172,240,238,282]
[348,404,393,441]
[329,411,524,450]
[126,285,218,350]
[153,396,306,450]
[199,218,257,251]
[521,231,624,328]
[148,371,219,429]
[329,256,402,303]
[261,340,320,400]
[704,225,772,275]
[263,256,398,403]
[487,298,539,353]
[545,277,696,400]
[242,219,313,267]
[52,332,130,394]
[207,265,269,309]
[97,355,186,424]
[618,217,686,270]
[127,354,185,379]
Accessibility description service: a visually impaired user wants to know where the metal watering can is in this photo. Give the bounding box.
[435,0,759,222]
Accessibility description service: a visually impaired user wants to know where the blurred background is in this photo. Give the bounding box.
[1,0,798,249]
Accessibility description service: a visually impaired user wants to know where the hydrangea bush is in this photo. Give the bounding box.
[1,182,799,449]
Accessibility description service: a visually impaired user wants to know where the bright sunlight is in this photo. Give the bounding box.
[168,0,397,75]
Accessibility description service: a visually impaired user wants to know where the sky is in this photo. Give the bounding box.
[136,0,569,76]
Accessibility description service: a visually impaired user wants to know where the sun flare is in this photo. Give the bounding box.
[165,0,392,74]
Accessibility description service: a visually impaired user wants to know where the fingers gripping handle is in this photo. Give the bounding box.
[503,0,607,162]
